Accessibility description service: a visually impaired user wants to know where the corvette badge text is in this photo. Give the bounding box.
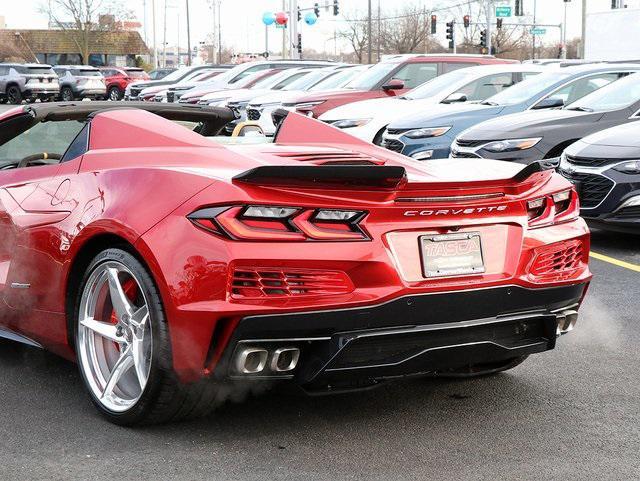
[403,205,508,216]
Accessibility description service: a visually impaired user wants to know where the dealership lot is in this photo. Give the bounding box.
[1,225,638,480]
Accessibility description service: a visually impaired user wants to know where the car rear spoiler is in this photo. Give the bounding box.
[233,165,407,189]
[511,159,557,183]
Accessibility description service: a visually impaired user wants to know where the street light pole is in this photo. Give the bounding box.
[532,0,537,59]
[562,0,569,59]
[367,0,372,64]
[162,0,167,67]
[185,0,191,66]
[580,0,587,58]
[486,0,492,55]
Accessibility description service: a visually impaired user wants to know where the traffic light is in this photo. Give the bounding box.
[314,2,320,17]
[446,21,454,41]
[480,29,487,48]
[463,15,470,28]
[297,33,302,55]
[333,0,339,16]
[496,18,503,29]
[431,15,437,34]
[515,0,524,16]
[297,6,301,21]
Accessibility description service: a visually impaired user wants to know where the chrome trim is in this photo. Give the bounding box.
[0,327,43,348]
[270,347,301,372]
[613,194,640,212]
[235,347,269,374]
[558,156,621,210]
[10,283,31,289]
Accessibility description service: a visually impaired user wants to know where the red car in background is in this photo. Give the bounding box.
[0,102,590,426]
[99,67,150,100]
[279,54,519,118]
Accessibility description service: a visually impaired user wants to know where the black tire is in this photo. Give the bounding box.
[107,86,123,101]
[73,248,224,425]
[6,85,22,104]
[60,86,74,102]
[434,355,529,379]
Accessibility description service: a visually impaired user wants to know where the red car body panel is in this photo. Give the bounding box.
[288,56,520,118]
[0,107,591,384]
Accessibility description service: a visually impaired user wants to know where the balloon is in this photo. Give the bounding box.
[304,12,317,25]
[262,12,276,26]
[275,11,288,25]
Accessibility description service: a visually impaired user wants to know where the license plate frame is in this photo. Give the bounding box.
[419,232,485,278]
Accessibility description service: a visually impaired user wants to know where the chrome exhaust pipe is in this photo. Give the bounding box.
[235,347,269,374]
[270,347,300,372]
[556,310,578,336]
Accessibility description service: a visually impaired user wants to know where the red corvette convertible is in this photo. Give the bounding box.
[0,102,591,425]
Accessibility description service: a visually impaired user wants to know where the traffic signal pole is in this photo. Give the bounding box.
[486,0,493,55]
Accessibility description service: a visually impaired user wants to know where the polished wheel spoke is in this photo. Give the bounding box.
[107,267,134,321]
[130,305,149,331]
[101,346,134,400]
[80,317,122,343]
[131,338,148,388]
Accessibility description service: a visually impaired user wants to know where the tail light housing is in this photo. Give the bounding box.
[528,239,587,282]
[188,205,369,242]
[527,188,580,228]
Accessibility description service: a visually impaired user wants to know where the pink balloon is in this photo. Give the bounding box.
[275,11,288,25]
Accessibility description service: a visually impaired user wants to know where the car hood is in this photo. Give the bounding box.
[576,119,640,147]
[320,96,439,121]
[460,109,602,141]
[221,89,273,103]
[389,103,503,130]
[140,85,168,95]
[283,88,367,105]
[200,88,252,101]
[131,79,176,89]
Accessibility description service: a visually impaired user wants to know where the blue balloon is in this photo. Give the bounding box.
[262,12,276,26]
[304,12,317,25]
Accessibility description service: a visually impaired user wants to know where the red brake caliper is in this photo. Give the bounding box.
[110,278,139,352]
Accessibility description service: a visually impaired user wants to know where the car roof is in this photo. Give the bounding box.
[555,62,640,74]
[1,63,53,68]
[450,64,548,75]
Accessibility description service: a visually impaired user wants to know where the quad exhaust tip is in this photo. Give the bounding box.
[235,346,301,375]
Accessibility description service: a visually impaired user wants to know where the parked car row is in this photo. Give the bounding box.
[0,62,174,103]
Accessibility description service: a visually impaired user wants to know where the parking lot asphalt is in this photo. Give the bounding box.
[0,228,638,481]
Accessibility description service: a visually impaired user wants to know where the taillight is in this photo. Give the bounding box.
[188,205,369,241]
[527,189,579,228]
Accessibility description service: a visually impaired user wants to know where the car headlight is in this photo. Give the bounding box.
[403,126,451,139]
[332,118,372,129]
[612,160,640,174]
[482,137,542,153]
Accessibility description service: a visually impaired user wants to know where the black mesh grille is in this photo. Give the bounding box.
[129,87,142,97]
[166,91,175,103]
[451,150,481,158]
[385,128,412,136]
[454,139,487,148]
[559,171,614,208]
[247,108,261,121]
[566,155,614,168]
[382,139,404,153]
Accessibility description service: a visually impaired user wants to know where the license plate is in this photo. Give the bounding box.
[419,232,485,278]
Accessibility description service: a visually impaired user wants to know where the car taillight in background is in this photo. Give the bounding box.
[188,205,369,241]
[526,188,580,228]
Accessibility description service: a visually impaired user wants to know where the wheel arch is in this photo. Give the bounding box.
[64,232,157,350]
[545,139,580,159]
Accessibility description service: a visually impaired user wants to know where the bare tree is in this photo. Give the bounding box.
[380,5,432,54]
[337,12,370,63]
[40,0,132,63]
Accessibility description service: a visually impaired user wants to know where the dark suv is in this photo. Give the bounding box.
[0,63,59,104]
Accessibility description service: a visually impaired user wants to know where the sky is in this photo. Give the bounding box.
[2,0,637,56]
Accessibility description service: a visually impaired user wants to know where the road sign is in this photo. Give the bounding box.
[495,6,512,17]
[531,27,547,35]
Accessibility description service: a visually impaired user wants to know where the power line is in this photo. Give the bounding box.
[340,0,482,23]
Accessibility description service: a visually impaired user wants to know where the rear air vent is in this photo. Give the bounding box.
[528,240,585,282]
[273,151,385,166]
[230,267,354,299]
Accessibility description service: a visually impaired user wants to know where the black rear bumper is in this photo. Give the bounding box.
[217,283,588,391]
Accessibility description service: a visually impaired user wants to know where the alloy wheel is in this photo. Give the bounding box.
[77,261,153,413]
[109,87,121,101]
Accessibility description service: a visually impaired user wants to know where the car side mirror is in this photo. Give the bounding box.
[532,97,565,110]
[231,122,265,137]
[442,92,468,104]
[382,79,405,91]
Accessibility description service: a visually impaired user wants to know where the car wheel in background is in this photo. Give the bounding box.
[6,86,22,104]
[60,87,74,101]
[108,86,123,101]
[74,248,223,425]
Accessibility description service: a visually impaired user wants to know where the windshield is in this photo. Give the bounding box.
[566,73,640,112]
[404,70,474,100]
[127,69,147,79]
[235,70,277,88]
[343,61,399,90]
[309,67,367,91]
[161,67,192,82]
[251,69,303,89]
[17,66,55,75]
[282,70,333,91]
[483,71,571,106]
